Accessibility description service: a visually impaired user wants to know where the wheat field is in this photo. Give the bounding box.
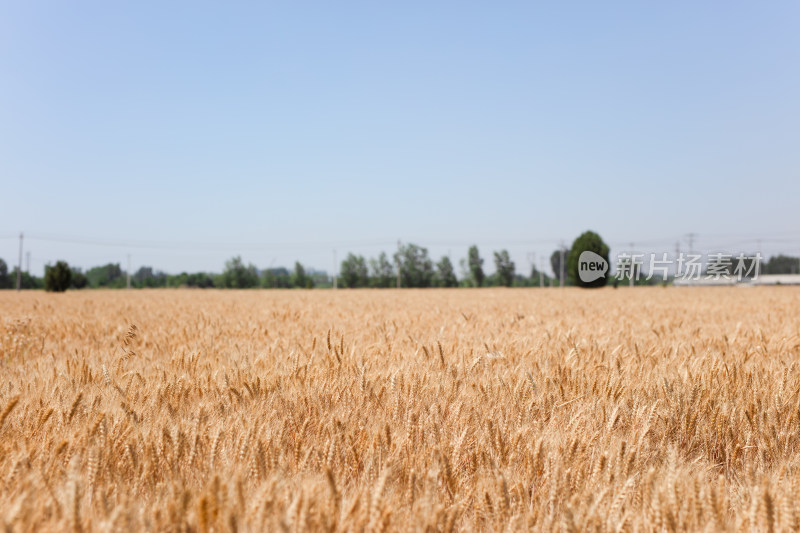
[1,287,799,532]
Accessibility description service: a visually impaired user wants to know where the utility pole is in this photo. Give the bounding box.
[675,241,681,278]
[16,232,23,291]
[127,254,131,289]
[559,241,565,288]
[686,233,696,255]
[396,240,402,289]
[333,249,338,290]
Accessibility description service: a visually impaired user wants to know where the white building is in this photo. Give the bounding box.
[750,274,800,286]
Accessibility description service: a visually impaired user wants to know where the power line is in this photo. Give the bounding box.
[20,233,398,252]
[8,231,800,254]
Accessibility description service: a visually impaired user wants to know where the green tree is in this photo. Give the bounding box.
[310,270,333,288]
[70,268,88,289]
[0,259,11,289]
[133,266,168,288]
[340,253,369,288]
[493,250,515,287]
[189,272,215,288]
[262,267,292,288]
[434,256,458,287]
[567,231,610,288]
[550,247,569,286]
[169,271,214,288]
[764,255,800,275]
[529,265,549,287]
[395,243,434,288]
[86,263,124,288]
[219,256,259,288]
[292,262,313,288]
[45,261,72,292]
[369,252,395,288]
[467,245,485,287]
[11,267,43,289]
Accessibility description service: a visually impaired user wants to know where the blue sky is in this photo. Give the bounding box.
[1,2,799,276]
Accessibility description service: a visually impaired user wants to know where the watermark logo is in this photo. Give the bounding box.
[578,251,609,283]
[614,252,762,282]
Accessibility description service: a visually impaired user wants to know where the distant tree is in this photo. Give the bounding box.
[550,247,569,285]
[86,263,124,288]
[395,243,434,288]
[219,256,259,288]
[340,253,369,288]
[190,272,215,288]
[529,265,549,287]
[434,256,458,287]
[369,252,395,288]
[70,268,88,289]
[458,259,469,286]
[133,266,168,288]
[764,255,800,275]
[11,267,43,289]
[169,272,187,287]
[0,258,10,289]
[511,273,530,287]
[262,267,292,288]
[494,250,515,287]
[291,262,313,288]
[169,271,215,288]
[135,266,154,282]
[45,261,72,292]
[467,246,485,287]
[310,270,332,288]
[567,231,610,288]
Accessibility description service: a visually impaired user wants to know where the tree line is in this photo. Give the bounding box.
[1,234,798,292]
[336,243,541,288]
[0,243,547,291]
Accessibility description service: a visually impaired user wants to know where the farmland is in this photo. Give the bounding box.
[1,287,800,531]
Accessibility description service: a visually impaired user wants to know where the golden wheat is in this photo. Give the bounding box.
[1,287,799,531]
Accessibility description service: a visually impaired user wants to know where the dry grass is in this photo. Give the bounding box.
[1,287,800,532]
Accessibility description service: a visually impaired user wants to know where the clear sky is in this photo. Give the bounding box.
[1,1,799,277]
